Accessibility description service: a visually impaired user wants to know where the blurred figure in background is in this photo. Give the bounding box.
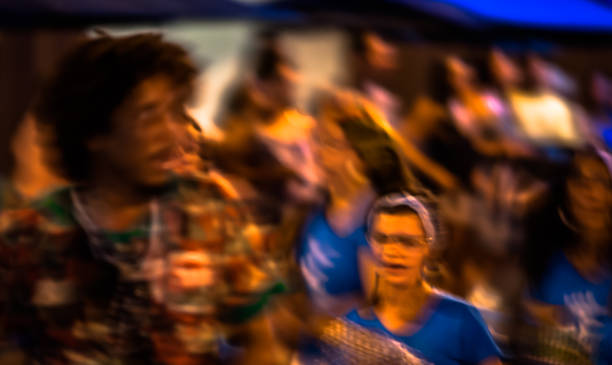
[349,30,401,130]
[518,150,612,364]
[0,31,72,207]
[210,32,323,277]
[444,54,531,160]
[0,30,78,364]
[439,162,551,353]
[342,193,502,365]
[213,30,322,207]
[581,71,612,150]
[507,52,586,152]
[350,30,458,191]
[404,82,478,190]
[209,35,322,337]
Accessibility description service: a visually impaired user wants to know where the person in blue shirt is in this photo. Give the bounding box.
[525,150,612,364]
[345,193,502,365]
[297,93,422,314]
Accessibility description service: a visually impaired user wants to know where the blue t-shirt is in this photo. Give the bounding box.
[345,293,501,365]
[297,209,368,296]
[597,320,612,365]
[531,252,612,362]
[531,252,612,308]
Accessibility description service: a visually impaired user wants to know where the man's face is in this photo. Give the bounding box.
[94,75,191,188]
[369,211,429,286]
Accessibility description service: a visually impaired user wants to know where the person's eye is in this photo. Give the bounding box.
[399,237,424,247]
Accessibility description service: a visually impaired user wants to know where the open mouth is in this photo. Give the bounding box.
[382,262,409,270]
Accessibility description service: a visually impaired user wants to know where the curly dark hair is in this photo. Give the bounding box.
[32,33,198,182]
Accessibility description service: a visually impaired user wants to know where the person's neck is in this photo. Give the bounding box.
[326,185,375,236]
[375,280,433,333]
[85,169,151,206]
[566,241,609,281]
[84,183,148,208]
[77,172,153,231]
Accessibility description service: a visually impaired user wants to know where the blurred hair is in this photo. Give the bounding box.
[428,59,453,105]
[216,33,293,129]
[253,44,291,82]
[348,29,369,58]
[220,84,252,125]
[338,114,421,196]
[32,33,197,182]
[0,31,81,177]
[368,192,438,247]
[371,203,418,217]
[313,91,426,197]
[249,28,294,82]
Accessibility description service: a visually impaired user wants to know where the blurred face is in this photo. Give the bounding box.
[253,64,298,114]
[364,33,398,85]
[446,56,476,93]
[567,155,612,234]
[369,211,429,286]
[92,75,191,188]
[490,49,522,87]
[365,33,397,70]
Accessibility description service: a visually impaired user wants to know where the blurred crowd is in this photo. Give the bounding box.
[0,28,612,365]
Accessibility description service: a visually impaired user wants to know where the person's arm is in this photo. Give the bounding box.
[360,95,459,191]
[394,135,459,191]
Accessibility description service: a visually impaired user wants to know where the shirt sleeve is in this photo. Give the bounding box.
[460,304,502,364]
[344,309,361,323]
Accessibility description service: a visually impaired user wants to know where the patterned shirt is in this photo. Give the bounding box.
[0,178,284,364]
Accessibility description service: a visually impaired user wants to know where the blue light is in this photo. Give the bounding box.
[402,0,612,30]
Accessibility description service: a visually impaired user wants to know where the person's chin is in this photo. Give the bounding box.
[382,266,413,282]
